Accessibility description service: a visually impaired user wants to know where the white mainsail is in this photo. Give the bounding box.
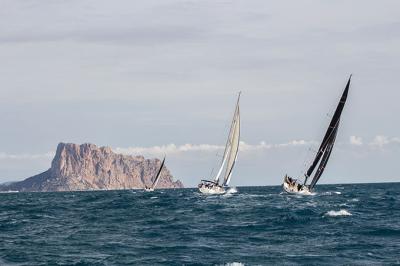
[223,101,240,186]
[212,93,241,186]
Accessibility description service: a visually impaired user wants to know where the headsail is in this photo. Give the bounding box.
[213,151,229,182]
[211,92,241,186]
[309,123,338,189]
[303,75,351,187]
[222,93,241,186]
[151,156,166,190]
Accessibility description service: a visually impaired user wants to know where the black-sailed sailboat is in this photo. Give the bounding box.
[144,156,166,192]
[283,75,351,195]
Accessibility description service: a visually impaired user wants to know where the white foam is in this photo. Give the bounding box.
[323,191,341,195]
[150,196,158,199]
[226,187,238,194]
[225,263,245,266]
[325,209,352,217]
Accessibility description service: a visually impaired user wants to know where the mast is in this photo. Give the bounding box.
[303,75,351,186]
[212,92,241,185]
[213,153,229,183]
[222,93,241,186]
[151,156,166,189]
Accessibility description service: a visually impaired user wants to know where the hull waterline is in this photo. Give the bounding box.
[198,184,226,195]
[282,177,313,196]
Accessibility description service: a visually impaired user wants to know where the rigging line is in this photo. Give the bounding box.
[304,117,340,180]
[213,93,239,173]
[209,167,215,180]
[303,75,351,185]
[224,108,240,186]
[310,124,338,189]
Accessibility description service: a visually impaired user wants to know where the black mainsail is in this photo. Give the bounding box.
[150,157,166,190]
[303,75,351,189]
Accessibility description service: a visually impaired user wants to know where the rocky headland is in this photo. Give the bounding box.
[1,143,183,192]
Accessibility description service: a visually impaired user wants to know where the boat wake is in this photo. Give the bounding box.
[226,187,238,194]
[322,191,341,196]
[324,209,352,217]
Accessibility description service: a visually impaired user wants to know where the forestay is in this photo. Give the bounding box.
[303,75,351,189]
[213,93,241,186]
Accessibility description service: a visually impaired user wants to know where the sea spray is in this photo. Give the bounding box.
[325,209,352,217]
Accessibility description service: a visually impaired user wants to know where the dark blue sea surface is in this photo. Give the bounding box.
[0,183,399,265]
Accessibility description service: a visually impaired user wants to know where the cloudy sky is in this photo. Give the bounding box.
[0,0,399,187]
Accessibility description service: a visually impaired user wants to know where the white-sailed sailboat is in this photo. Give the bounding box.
[144,156,166,192]
[198,93,241,195]
[283,76,351,195]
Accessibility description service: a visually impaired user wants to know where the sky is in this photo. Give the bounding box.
[0,0,399,187]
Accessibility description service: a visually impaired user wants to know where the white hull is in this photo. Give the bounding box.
[198,184,226,195]
[144,187,154,192]
[283,177,313,195]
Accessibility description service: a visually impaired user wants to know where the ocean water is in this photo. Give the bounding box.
[0,183,399,265]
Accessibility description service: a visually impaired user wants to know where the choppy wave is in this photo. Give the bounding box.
[226,187,238,194]
[325,209,352,217]
[0,183,399,265]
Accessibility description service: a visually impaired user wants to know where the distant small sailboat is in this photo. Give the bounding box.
[144,156,166,192]
[198,93,241,195]
[283,75,351,195]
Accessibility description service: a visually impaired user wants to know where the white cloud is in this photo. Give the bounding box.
[114,140,316,156]
[0,140,314,161]
[350,136,363,146]
[0,151,54,160]
[114,143,223,156]
[1,136,398,162]
[369,135,400,148]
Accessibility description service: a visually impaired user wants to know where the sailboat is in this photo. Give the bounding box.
[144,156,166,192]
[198,93,241,195]
[283,75,351,195]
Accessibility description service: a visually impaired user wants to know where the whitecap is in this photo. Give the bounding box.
[225,263,245,266]
[334,191,342,195]
[306,202,317,207]
[349,198,359,202]
[150,196,158,199]
[226,187,238,194]
[324,209,352,217]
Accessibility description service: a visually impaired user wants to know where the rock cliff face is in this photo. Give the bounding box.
[2,143,183,192]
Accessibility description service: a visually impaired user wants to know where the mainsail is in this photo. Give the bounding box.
[303,75,351,188]
[213,93,241,186]
[151,157,166,190]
